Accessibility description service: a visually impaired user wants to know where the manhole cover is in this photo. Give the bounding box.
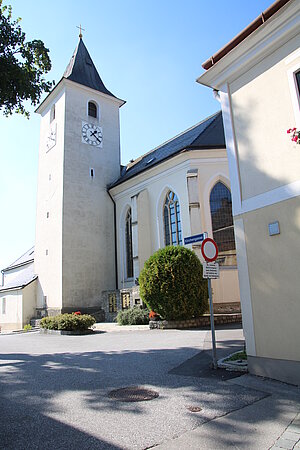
[108,386,159,402]
[186,406,202,413]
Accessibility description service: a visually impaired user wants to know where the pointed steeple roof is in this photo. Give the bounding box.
[63,38,116,98]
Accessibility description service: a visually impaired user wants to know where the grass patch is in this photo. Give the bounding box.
[225,350,247,362]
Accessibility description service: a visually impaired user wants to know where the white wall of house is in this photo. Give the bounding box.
[198,0,300,384]
[0,291,23,331]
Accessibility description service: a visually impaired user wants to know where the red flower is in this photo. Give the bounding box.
[149,310,159,320]
[292,136,298,142]
[73,311,81,315]
[287,129,292,133]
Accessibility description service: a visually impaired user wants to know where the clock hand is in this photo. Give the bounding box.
[90,130,101,143]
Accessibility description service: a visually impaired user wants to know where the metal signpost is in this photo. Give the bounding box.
[184,232,208,245]
[201,238,219,370]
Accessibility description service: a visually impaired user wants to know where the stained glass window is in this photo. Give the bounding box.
[163,191,182,246]
[210,182,236,266]
[125,209,133,278]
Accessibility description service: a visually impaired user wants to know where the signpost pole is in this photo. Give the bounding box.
[208,278,217,369]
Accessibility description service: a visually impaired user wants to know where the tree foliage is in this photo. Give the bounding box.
[0,1,54,118]
[139,246,208,321]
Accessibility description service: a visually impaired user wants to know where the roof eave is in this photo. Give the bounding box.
[201,0,291,71]
[2,259,34,273]
[35,77,125,114]
[0,276,38,293]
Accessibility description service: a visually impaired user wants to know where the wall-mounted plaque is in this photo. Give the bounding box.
[121,293,130,310]
[109,293,117,313]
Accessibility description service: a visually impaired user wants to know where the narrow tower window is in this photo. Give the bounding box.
[163,191,182,246]
[125,208,133,279]
[50,104,55,123]
[88,101,97,118]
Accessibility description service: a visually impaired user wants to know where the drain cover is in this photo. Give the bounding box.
[108,386,159,402]
[186,406,202,413]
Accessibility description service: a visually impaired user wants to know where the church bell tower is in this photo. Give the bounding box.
[34,37,125,315]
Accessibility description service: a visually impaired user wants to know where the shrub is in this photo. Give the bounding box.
[23,324,32,332]
[139,246,208,321]
[40,313,96,331]
[116,307,149,325]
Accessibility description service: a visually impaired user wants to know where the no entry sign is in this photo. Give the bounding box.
[201,238,218,262]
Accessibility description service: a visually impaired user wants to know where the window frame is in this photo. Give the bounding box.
[163,190,182,246]
[287,63,300,128]
[125,208,134,280]
[88,101,98,119]
[209,181,236,267]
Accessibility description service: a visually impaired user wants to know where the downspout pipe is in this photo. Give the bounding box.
[107,189,118,290]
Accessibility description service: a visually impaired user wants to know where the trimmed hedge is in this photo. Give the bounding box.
[139,246,208,321]
[40,313,96,331]
[116,307,149,325]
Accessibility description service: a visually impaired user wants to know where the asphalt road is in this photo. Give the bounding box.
[0,325,269,449]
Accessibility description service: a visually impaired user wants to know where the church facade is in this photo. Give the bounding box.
[0,38,240,331]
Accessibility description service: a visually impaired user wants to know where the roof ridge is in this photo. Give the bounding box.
[126,111,221,170]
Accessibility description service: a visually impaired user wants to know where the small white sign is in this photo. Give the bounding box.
[203,262,219,279]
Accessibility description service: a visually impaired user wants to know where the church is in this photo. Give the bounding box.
[0,37,240,331]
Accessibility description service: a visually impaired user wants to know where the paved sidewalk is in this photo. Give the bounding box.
[155,372,300,449]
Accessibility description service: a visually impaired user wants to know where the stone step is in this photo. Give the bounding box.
[30,318,42,328]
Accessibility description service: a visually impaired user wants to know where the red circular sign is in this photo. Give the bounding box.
[201,238,218,262]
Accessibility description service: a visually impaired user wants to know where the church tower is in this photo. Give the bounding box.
[35,37,125,315]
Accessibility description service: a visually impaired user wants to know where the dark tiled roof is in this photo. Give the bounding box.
[3,247,35,272]
[110,111,225,187]
[64,39,116,98]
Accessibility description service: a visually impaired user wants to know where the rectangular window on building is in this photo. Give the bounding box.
[2,298,6,315]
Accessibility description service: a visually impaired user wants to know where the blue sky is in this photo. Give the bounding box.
[0,0,272,270]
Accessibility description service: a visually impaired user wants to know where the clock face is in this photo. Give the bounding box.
[46,124,57,151]
[82,122,103,147]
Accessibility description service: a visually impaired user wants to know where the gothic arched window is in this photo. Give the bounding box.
[163,191,182,246]
[125,208,133,278]
[88,101,97,118]
[210,182,236,266]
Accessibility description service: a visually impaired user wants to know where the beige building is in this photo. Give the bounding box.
[1,37,240,330]
[0,248,37,330]
[198,0,300,385]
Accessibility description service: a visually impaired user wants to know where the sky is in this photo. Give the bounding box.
[0,0,273,270]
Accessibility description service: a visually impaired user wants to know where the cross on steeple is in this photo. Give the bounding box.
[76,24,85,39]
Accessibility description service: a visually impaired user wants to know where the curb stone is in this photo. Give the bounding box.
[217,350,248,372]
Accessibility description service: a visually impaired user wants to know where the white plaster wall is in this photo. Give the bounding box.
[61,84,121,308]
[23,280,37,326]
[230,35,300,201]
[35,88,65,309]
[0,291,22,331]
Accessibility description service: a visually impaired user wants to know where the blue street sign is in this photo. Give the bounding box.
[184,232,208,245]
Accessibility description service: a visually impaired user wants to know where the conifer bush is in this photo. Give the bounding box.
[139,246,208,321]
